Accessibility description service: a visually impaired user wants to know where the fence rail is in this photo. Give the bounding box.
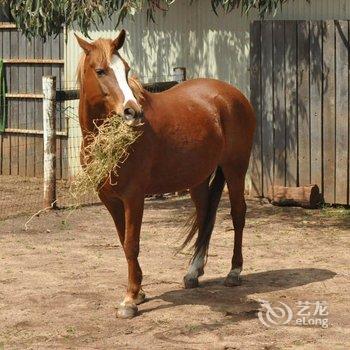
[54,80,180,102]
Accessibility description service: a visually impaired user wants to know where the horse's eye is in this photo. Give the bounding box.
[96,68,106,76]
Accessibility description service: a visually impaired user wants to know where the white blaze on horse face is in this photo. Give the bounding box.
[110,54,137,107]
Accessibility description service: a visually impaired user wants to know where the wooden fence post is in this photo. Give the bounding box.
[43,76,57,209]
[173,67,186,83]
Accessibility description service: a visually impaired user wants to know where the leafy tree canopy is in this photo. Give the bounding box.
[0,0,300,39]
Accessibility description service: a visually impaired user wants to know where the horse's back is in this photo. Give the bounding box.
[147,78,255,157]
[157,78,248,100]
[150,78,255,127]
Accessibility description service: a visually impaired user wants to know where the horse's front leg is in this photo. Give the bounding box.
[117,195,145,319]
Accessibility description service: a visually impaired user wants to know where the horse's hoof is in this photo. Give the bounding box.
[135,290,146,305]
[183,276,199,289]
[224,274,242,287]
[117,304,138,319]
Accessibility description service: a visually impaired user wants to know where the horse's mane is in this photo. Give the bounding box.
[76,38,144,103]
[128,75,144,103]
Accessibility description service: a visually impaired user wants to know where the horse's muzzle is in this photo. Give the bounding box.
[123,108,144,127]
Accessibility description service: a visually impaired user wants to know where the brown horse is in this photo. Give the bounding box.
[75,30,256,318]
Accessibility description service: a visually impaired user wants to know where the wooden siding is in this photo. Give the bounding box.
[0,25,66,178]
[250,20,350,205]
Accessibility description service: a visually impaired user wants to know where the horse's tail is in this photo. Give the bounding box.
[180,167,226,262]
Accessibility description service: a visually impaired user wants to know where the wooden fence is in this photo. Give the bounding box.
[250,20,350,205]
[0,23,65,178]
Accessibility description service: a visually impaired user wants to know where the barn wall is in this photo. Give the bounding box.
[250,19,350,205]
[64,0,350,177]
[64,0,253,93]
[64,0,350,92]
[0,25,65,178]
[64,0,253,175]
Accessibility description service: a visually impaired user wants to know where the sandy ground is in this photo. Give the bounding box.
[0,175,98,220]
[0,194,349,349]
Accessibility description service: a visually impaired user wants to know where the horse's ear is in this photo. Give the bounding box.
[74,33,94,54]
[113,29,126,51]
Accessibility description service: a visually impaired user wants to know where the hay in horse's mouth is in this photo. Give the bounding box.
[70,114,142,199]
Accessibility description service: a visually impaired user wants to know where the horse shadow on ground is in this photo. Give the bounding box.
[141,268,336,327]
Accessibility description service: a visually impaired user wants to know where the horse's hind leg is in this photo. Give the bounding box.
[221,165,247,287]
[183,178,210,288]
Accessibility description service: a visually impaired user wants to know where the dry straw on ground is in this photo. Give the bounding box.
[70,114,142,200]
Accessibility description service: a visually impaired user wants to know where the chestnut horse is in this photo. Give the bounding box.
[75,30,256,318]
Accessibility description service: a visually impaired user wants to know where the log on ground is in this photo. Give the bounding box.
[267,185,321,208]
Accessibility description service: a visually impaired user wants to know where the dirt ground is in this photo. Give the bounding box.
[0,175,98,220]
[0,194,349,349]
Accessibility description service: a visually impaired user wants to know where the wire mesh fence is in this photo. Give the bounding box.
[0,97,68,220]
[0,72,182,220]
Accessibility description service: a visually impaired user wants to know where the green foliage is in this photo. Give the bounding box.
[210,0,296,16]
[0,0,301,39]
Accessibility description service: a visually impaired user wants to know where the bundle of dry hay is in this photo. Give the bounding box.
[70,114,142,199]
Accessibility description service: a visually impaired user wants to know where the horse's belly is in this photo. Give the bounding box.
[146,130,223,194]
[147,162,218,194]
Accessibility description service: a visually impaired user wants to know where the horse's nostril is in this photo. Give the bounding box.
[124,108,136,118]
